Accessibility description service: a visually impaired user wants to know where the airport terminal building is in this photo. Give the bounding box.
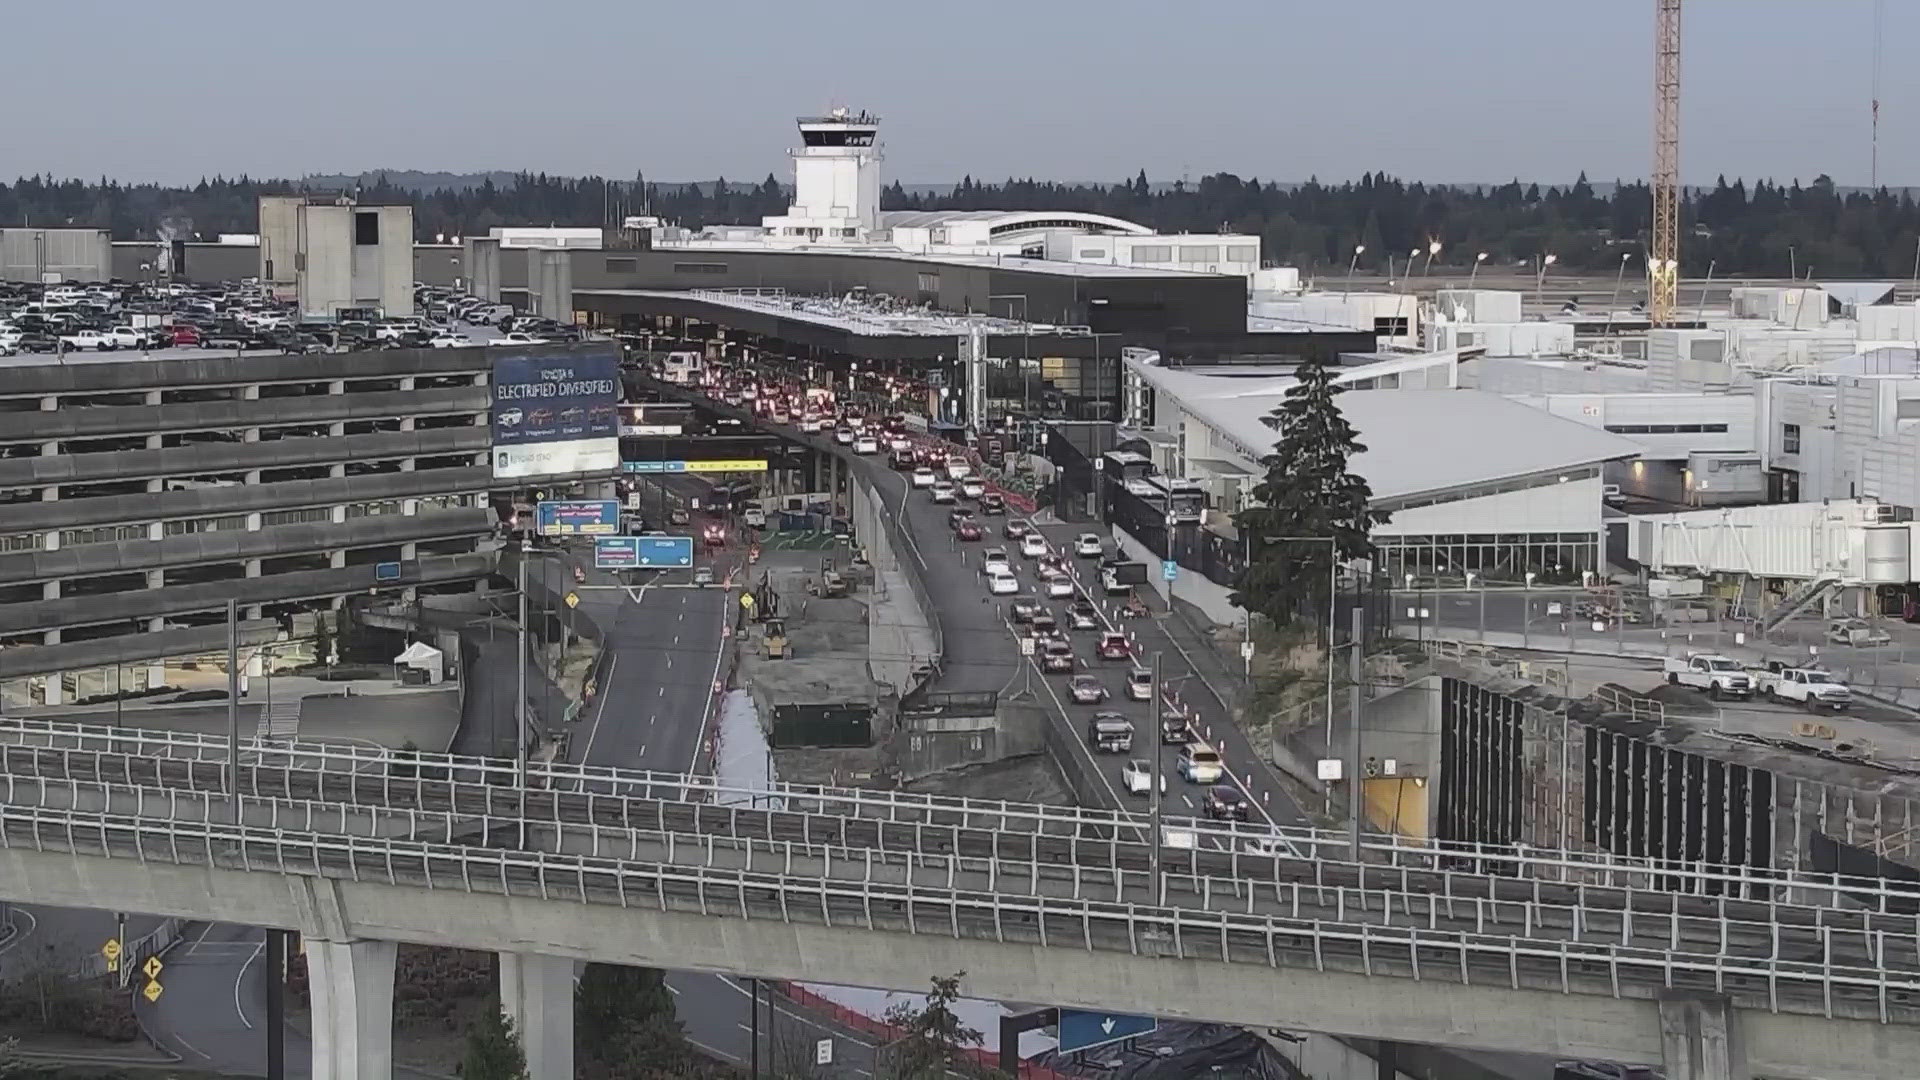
[0,349,504,708]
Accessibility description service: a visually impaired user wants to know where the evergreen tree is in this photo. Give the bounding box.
[575,962,675,1051]
[1231,358,1387,629]
[460,1005,530,1080]
[881,972,981,1079]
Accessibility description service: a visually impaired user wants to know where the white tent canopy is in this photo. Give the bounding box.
[392,641,444,684]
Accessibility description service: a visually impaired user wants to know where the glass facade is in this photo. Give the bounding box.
[1377,531,1600,584]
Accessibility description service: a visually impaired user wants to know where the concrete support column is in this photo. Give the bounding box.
[42,531,58,553]
[329,549,347,569]
[498,951,574,1080]
[146,478,163,493]
[147,569,164,589]
[244,427,260,444]
[400,456,416,472]
[40,484,57,502]
[331,505,347,524]
[40,675,61,707]
[330,462,346,478]
[147,522,164,541]
[38,396,55,412]
[246,513,263,532]
[146,433,162,450]
[400,542,417,560]
[244,558,263,578]
[1659,993,1749,1080]
[400,416,415,432]
[329,422,346,437]
[41,579,58,601]
[306,938,397,1080]
[144,390,162,406]
[40,440,58,457]
[245,470,262,485]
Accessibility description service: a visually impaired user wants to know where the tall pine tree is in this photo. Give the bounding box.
[1232,358,1386,629]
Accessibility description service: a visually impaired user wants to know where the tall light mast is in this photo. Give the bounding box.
[1650,0,1682,326]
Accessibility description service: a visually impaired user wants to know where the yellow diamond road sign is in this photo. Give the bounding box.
[101,938,122,962]
[143,956,163,980]
[565,592,580,609]
[143,980,163,1003]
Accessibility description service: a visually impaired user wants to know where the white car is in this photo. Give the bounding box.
[497,407,525,427]
[888,436,910,453]
[929,480,957,504]
[100,327,145,349]
[492,331,551,346]
[1120,758,1165,796]
[1046,576,1076,600]
[429,334,479,348]
[1019,532,1050,559]
[742,507,767,528]
[833,428,856,445]
[984,566,1019,595]
[1074,533,1105,558]
[981,547,1012,574]
[945,458,972,481]
[798,415,823,433]
[960,477,986,499]
[692,566,715,587]
[853,436,880,455]
[910,466,937,489]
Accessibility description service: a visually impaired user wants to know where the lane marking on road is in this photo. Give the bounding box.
[691,602,729,772]
[638,744,647,757]
[0,907,37,956]
[172,1034,211,1060]
[658,686,665,697]
[235,938,264,1030]
[183,920,219,956]
[580,654,620,762]
[648,714,657,727]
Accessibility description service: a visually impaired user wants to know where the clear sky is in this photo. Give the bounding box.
[16,0,1913,188]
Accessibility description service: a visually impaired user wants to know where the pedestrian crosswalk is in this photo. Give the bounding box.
[256,694,302,740]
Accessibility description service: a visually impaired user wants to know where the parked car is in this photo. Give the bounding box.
[1753,661,1852,711]
[1662,653,1753,700]
[1074,533,1105,558]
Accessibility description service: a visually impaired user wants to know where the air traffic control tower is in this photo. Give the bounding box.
[761,107,884,244]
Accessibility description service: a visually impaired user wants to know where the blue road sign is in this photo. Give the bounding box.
[536,499,620,536]
[374,561,401,582]
[1161,559,1179,582]
[634,535,695,569]
[1056,1009,1157,1054]
[593,537,641,570]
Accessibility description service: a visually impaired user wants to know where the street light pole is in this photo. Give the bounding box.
[1607,252,1633,337]
[1348,606,1364,861]
[1149,650,1164,906]
[1468,251,1488,290]
[517,539,530,786]
[226,598,240,821]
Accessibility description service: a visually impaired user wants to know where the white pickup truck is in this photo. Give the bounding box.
[1752,662,1852,712]
[1663,653,1754,700]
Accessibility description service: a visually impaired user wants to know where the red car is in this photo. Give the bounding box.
[1097,632,1132,661]
[956,520,983,541]
[169,325,203,346]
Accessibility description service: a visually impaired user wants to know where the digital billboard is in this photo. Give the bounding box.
[491,351,622,481]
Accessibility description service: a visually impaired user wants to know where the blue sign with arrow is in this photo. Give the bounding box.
[633,535,694,568]
[1056,1009,1157,1054]
[1161,559,1179,582]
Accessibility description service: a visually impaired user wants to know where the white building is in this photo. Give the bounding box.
[488,227,605,249]
[761,108,885,243]
[1120,351,1641,582]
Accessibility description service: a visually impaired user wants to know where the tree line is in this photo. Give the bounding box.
[7,168,1919,278]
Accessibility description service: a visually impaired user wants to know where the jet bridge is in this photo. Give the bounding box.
[1627,499,1914,584]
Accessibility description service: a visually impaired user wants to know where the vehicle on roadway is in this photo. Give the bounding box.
[1753,662,1852,711]
[1069,674,1108,704]
[944,457,972,481]
[1030,609,1059,637]
[1019,532,1050,559]
[910,466,937,488]
[1178,741,1224,783]
[1074,532,1105,558]
[1002,518,1032,542]
[1663,653,1753,700]
[853,435,880,455]
[1069,601,1100,631]
[1085,712,1132,752]
[1046,576,1075,600]
[1161,710,1193,744]
[1828,618,1892,646]
[1097,632,1132,661]
[960,476,986,499]
[1007,595,1041,622]
[982,547,1012,575]
[956,519,983,541]
[834,427,856,445]
[1203,784,1250,821]
[1126,667,1153,701]
[742,506,767,528]
[985,566,1019,595]
[692,566,715,587]
[1041,638,1075,673]
[929,479,957,504]
[978,492,1006,515]
[1120,758,1164,796]
[669,507,691,526]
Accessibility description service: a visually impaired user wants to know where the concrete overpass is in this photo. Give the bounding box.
[0,724,1916,1078]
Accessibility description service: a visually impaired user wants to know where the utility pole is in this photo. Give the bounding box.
[517,540,530,786]
[1149,650,1164,905]
[265,929,286,1080]
[226,598,240,821]
[1347,607,1364,861]
[749,976,760,1078]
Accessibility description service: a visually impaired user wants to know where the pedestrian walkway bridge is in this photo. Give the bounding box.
[0,718,1915,1079]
